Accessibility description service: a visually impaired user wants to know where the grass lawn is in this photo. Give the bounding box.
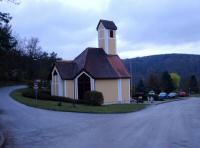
[10,88,146,114]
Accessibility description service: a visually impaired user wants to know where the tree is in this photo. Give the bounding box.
[0,12,11,25]
[170,73,181,90]
[26,37,42,59]
[49,51,58,61]
[0,0,20,4]
[160,71,175,93]
[0,24,17,51]
[0,10,18,81]
[188,75,199,93]
[135,79,146,93]
[147,73,160,93]
[0,0,60,82]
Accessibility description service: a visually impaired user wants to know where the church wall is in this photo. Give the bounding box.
[98,39,105,50]
[108,38,116,55]
[95,79,118,104]
[66,80,74,99]
[122,79,131,103]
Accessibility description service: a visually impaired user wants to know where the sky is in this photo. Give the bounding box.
[1,0,200,59]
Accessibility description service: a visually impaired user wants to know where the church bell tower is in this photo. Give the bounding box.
[96,19,117,55]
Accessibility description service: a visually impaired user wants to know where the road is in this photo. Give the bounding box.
[0,86,200,148]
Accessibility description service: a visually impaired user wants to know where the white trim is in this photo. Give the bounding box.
[76,71,92,79]
[51,67,59,96]
[74,71,95,99]
[58,76,63,97]
[91,79,95,91]
[64,80,67,97]
[118,79,122,102]
[128,79,131,102]
[51,67,64,97]
[97,22,105,31]
[94,80,96,90]
[75,78,78,99]
[104,29,109,54]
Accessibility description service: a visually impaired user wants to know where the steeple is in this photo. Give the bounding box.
[96,19,117,55]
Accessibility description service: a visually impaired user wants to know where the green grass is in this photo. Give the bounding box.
[10,88,146,114]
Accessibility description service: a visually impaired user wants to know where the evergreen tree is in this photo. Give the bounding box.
[188,75,199,93]
[147,73,160,93]
[160,71,175,93]
[135,79,146,93]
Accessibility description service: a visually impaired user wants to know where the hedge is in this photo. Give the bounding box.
[83,91,104,106]
[22,88,104,106]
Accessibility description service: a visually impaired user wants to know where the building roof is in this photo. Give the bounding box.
[55,61,77,79]
[96,19,117,31]
[52,48,130,80]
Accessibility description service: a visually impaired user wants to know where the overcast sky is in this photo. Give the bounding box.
[1,0,200,59]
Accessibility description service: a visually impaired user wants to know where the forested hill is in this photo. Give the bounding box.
[123,54,200,84]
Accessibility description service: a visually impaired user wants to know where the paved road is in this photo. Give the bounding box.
[0,86,200,148]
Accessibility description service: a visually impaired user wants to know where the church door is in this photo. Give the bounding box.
[78,73,91,100]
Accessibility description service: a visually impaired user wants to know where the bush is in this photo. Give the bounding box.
[22,88,79,104]
[22,89,104,106]
[84,91,104,106]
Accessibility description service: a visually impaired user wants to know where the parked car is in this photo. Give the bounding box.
[159,92,168,99]
[168,92,177,98]
[148,90,155,96]
[132,92,146,103]
[178,91,188,97]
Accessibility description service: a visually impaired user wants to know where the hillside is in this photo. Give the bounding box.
[123,54,200,85]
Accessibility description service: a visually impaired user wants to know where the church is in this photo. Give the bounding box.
[50,20,131,104]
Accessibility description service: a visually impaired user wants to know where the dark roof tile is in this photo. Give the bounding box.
[96,19,117,30]
[55,61,77,79]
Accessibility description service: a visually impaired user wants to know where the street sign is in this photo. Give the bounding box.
[33,82,38,104]
[34,82,38,89]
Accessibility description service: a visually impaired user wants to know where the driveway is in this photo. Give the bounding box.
[0,86,200,148]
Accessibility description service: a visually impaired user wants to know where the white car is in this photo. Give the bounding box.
[148,90,155,95]
[168,92,177,98]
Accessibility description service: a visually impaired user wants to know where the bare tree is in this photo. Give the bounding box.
[0,0,20,4]
[26,37,42,59]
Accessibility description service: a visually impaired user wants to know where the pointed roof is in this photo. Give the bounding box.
[52,48,130,80]
[96,19,117,31]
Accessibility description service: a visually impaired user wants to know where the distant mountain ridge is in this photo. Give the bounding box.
[123,54,200,84]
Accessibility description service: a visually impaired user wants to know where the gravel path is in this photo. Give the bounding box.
[0,86,200,148]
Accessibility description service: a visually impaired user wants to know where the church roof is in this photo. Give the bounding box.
[53,48,130,80]
[96,19,117,30]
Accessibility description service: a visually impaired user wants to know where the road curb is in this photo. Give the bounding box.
[155,98,189,105]
[0,131,5,147]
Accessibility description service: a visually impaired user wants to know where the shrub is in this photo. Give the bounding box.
[22,88,104,106]
[84,91,104,106]
[22,88,75,102]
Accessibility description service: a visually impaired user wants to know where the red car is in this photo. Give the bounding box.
[178,91,188,97]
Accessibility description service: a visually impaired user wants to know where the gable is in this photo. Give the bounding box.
[98,22,105,30]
